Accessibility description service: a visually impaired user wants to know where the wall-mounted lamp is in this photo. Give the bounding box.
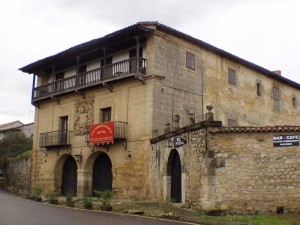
[74,149,82,163]
[166,138,173,148]
[127,152,132,160]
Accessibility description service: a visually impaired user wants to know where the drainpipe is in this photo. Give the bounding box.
[51,66,55,96]
[136,37,140,74]
[31,74,36,105]
[76,56,81,89]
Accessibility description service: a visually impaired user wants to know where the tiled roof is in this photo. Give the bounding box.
[209,126,300,134]
[0,120,23,131]
[20,21,300,90]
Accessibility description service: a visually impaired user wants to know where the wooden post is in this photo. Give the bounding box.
[135,37,140,74]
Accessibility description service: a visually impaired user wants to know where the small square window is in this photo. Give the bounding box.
[228,68,236,85]
[186,52,195,70]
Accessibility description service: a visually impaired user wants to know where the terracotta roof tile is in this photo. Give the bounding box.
[209,126,300,134]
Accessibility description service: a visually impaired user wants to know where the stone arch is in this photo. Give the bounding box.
[54,154,78,195]
[167,149,182,203]
[83,151,114,195]
[163,148,185,203]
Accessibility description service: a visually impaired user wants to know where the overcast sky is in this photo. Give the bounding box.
[0,0,299,125]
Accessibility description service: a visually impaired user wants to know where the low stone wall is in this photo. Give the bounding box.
[205,131,300,214]
[5,155,31,195]
[149,123,300,214]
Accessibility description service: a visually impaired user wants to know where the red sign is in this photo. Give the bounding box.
[89,122,114,145]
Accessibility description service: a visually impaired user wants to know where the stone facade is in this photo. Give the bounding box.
[150,122,300,214]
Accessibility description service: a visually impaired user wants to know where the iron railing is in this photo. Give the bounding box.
[39,130,71,148]
[85,121,127,143]
[33,58,146,101]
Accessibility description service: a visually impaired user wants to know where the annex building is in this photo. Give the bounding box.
[20,22,300,214]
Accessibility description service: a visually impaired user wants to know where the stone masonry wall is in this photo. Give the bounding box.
[206,131,300,214]
[5,155,31,195]
[149,123,300,214]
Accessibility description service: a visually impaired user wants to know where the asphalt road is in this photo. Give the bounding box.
[0,189,201,225]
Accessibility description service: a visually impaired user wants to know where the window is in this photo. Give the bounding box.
[55,72,65,92]
[228,68,236,85]
[293,96,297,109]
[256,81,262,96]
[79,65,87,74]
[55,72,64,81]
[273,86,280,112]
[273,87,280,101]
[186,52,195,70]
[59,116,68,144]
[100,107,111,123]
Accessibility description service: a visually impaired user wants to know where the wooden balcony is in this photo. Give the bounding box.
[39,130,71,148]
[33,58,146,103]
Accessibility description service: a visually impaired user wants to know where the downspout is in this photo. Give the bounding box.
[51,66,55,96]
[136,37,140,74]
[31,74,36,105]
[75,56,80,89]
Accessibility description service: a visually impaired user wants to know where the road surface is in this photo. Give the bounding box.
[0,189,201,225]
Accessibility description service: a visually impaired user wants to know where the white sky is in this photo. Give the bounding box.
[0,0,299,124]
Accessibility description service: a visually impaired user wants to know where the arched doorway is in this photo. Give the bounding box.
[61,156,77,196]
[92,153,112,194]
[167,149,182,203]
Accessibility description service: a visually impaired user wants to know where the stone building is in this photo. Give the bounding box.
[20,22,300,207]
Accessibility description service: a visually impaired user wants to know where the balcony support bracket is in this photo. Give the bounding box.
[103,83,113,93]
[121,139,127,150]
[54,148,60,156]
[87,142,95,153]
[76,89,86,99]
[40,148,47,157]
[135,74,145,85]
[51,96,60,105]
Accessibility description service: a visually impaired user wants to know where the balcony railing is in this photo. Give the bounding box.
[85,121,127,143]
[40,130,71,148]
[33,58,146,102]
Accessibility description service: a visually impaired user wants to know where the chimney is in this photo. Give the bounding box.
[273,70,281,76]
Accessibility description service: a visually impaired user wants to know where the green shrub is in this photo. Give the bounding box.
[94,190,113,211]
[158,197,175,213]
[66,192,74,207]
[31,187,42,201]
[46,191,59,204]
[83,196,93,210]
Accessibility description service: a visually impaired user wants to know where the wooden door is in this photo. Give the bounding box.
[171,151,182,203]
[61,156,77,196]
[92,153,112,195]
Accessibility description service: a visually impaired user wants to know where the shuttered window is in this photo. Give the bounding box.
[228,68,236,85]
[186,52,195,70]
[273,87,280,101]
[273,86,280,112]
